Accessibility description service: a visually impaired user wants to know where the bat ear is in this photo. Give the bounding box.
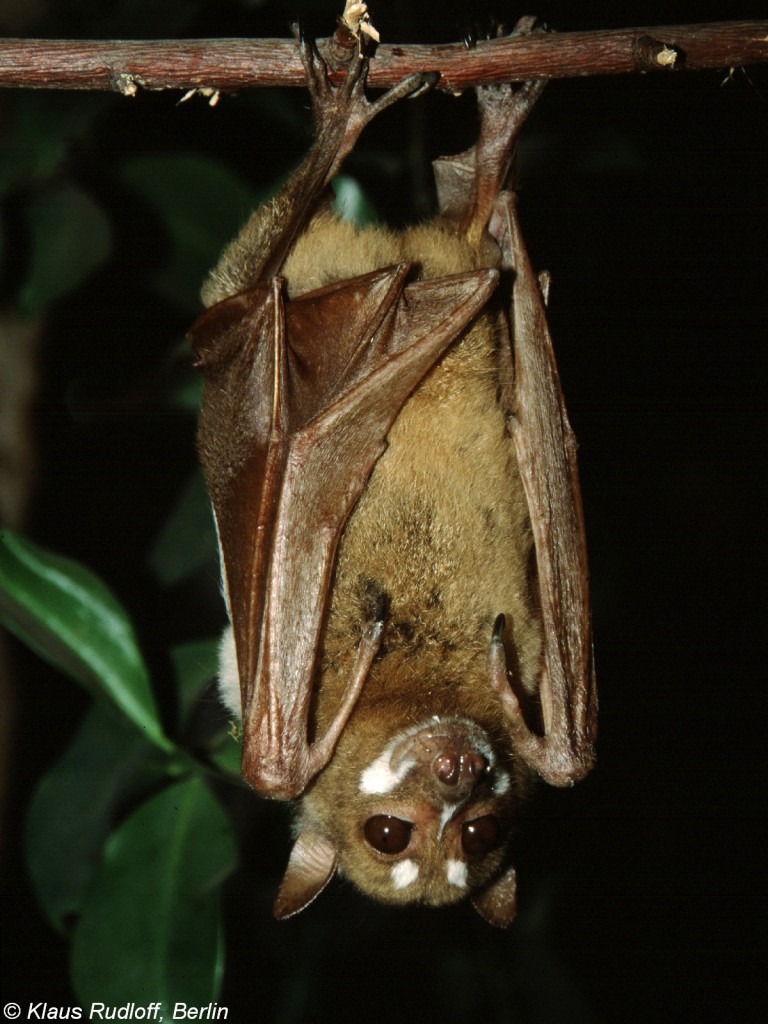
[272,829,338,920]
[471,865,518,928]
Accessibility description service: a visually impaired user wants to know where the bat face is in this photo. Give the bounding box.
[300,715,526,908]
[194,26,596,927]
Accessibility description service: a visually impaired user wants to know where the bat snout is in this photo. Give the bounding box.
[388,718,495,801]
[432,747,490,800]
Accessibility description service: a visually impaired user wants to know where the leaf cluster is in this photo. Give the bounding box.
[0,528,241,1007]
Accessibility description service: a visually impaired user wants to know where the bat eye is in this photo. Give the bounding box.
[364,815,413,855]
[461,815,501,858]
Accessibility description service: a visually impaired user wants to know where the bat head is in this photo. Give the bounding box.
[276,714,532,927]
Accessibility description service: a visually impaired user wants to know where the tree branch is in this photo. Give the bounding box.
[0,21,766,95]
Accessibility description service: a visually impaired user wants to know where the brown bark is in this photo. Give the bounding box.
[0,21,765,94]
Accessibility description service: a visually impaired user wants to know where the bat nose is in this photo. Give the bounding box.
[433,750,489,797]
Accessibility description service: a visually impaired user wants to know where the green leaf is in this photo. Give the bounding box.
[121,153,261,308]
[70,777,236,1007]
[209,731,242,776]
[17,184,111,313]
[25,703,165,932]
[0,529,173,752]
[149,470,216,586]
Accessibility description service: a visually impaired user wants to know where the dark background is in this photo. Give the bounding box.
[1,0,766,1021]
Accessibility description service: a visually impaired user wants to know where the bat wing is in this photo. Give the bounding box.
[191,265,499,798]
[487,192,597,787]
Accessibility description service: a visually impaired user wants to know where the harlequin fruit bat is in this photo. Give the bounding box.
[190,10,597,928]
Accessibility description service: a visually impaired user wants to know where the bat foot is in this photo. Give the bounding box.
[474,16,548,142]
[463,74,546,245]
[298,33,435,177]
[435,19,547,248]
[474,79,547,165]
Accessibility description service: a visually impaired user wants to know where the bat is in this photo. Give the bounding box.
[189,9,597,928]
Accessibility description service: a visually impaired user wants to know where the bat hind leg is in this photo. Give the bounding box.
[297,31,436,180]
[464,18,548,246]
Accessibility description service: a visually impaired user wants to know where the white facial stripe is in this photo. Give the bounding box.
[359,752,416,795]
[359,719,453,794]
[446,859,468,888]
[359,720,442,794]
[391,859,419,890]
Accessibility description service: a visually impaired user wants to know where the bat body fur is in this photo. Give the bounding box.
[282,213,544,717]
[192,26,596,926]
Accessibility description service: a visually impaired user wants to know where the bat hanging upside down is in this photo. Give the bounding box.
[190,10,597,928]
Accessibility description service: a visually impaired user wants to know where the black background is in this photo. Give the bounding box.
[2,1,766,1021]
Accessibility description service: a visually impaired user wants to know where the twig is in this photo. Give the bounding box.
[0,22,766,94]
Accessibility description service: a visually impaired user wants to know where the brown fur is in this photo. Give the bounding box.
[280,212,542,711]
